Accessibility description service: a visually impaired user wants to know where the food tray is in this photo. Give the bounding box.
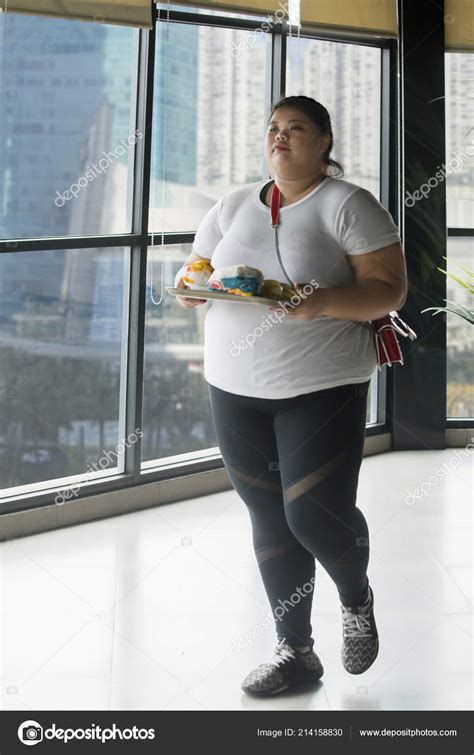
[166,287,285,306]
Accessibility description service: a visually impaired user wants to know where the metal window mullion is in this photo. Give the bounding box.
[0,235,142,252]
[447,228,474,236]
[262,31,273,179]
[388,32,404,439]
[161,8,270,31]
[125,20,156,482]
[271,22,285,104]
[378,39,401,431]
[378,45,390,427]
[147,232,195,245]
[291,24,393,47]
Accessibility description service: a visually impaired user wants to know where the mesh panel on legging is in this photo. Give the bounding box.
[273,382,371,606]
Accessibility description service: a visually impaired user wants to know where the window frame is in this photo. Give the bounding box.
[445,227,474,425]
[445,49,474,426]
[0,4,401,512]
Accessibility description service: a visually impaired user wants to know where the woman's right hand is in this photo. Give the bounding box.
[175,276,207,308]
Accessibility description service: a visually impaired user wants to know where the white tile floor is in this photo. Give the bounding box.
[1,449,472,711]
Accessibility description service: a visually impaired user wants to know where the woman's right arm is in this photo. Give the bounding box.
[175,250,209,309]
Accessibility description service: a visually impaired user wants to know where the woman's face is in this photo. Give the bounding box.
[264,107,329,178]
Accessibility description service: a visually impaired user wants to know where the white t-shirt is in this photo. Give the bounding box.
[189,176,402,399]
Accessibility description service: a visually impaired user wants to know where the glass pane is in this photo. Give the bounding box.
[149,22,267,232]
[0,248,129,495]
[446,237,474,419]
[141,244,218,462]
[445,53,474,228]
[0,14,138,239]
[286,38,381,197]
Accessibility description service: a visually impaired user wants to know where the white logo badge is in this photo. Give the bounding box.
[18,720,43,745]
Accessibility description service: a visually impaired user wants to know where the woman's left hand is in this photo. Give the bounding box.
[269,283,328,321]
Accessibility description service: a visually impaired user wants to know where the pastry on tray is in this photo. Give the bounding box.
[260,279,296,302]
[181,258,214,290]
[207,265,264,297]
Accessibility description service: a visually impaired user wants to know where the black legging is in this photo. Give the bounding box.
[208,380,371,649]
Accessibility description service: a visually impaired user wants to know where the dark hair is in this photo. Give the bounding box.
[268,95,344,178]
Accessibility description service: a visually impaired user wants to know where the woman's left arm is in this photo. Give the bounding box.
[283,241,408,322]
[320,241,408,321]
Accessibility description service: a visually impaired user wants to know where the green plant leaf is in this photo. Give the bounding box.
[434,266,474,293]
[422,260,474,323]
[454,263,474,281]
[421,303,474,324]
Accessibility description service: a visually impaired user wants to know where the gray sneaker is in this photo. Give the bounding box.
[241,637,324,696]
[341,585,379,674]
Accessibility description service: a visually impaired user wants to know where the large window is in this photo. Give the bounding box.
[0,15,138,239]
[0,248,129,495]
[143,17,269,469]
[445,54,473,229]
[286,38,381,197]
[149,21,267,232]
[142,244,218,463]
[0,5,395,509]
[445,52,474,419]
